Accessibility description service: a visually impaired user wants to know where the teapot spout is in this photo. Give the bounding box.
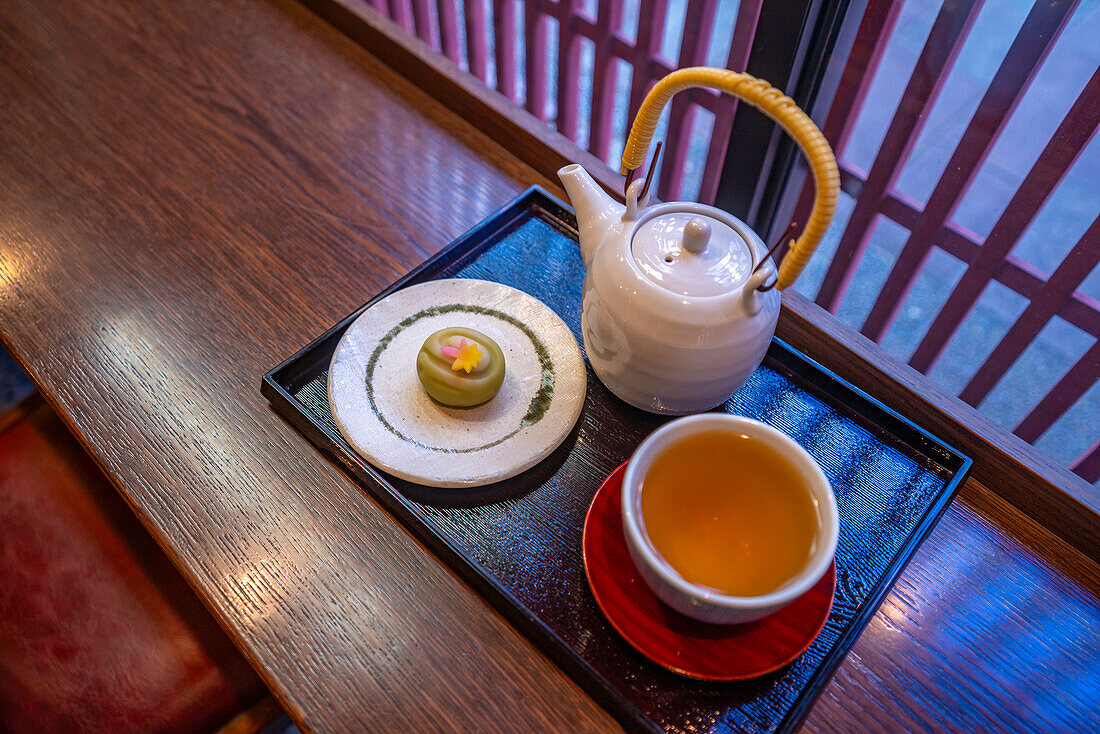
[558,164,624,268]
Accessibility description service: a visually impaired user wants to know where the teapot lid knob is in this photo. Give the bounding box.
[682,218,711,255]
[629,207,754,297]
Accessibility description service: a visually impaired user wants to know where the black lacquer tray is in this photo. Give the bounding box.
[262,188,971,734]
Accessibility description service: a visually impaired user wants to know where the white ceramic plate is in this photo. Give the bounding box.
[328,279,587,488]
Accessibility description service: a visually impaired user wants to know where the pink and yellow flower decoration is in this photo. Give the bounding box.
[440,338,483,373]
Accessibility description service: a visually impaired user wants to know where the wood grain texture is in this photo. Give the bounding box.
[0,399,267,733]
[308,0,1100,559]
[301,0,625,202]
[0,1,612,732]
[778,292,1100,560]
[0,1,1097,733]
[802,480,1100,734]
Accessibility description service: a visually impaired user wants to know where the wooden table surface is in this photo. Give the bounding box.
[1,1,1096,732]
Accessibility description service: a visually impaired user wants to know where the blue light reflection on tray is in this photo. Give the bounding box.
[293,212,955,734]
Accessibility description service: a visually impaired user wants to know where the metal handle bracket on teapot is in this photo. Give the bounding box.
[620,67,839,291]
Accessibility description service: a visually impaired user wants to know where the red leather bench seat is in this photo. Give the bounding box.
[0,402,268,733]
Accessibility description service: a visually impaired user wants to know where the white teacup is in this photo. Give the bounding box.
[621,414,838,625]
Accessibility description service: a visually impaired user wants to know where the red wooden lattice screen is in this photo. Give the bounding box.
[369,0,1099,484]
[791,0,1099,483]
[367,0,764,203]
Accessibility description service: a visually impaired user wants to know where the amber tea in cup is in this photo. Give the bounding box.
[639,429,819,597]
[622,414,837,624]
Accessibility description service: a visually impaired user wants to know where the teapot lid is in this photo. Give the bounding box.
[630,209,754,297]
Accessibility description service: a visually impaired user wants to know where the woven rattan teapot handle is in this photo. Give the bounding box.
[621,68,838,291]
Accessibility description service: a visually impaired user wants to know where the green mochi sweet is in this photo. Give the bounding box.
[416,327,506,407]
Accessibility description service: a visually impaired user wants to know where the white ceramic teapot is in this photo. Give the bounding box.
[559,68,838,414]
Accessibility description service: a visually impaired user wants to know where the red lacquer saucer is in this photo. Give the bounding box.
[582,462,835,681]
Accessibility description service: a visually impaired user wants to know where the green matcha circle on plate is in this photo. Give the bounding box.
[416,327,506,407]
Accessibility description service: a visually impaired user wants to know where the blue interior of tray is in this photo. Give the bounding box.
[284,200,965,734]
